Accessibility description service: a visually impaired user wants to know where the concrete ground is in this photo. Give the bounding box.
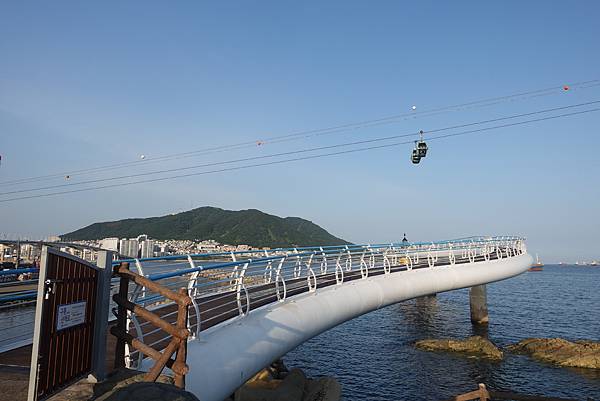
[0,327,118,401]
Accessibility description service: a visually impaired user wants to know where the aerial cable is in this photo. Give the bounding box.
[1,79,598,187]
[255,80,600,146]
[1,106,598,203]
[1,100,599,196]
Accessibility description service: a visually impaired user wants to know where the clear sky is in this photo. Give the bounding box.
[1,1,599,262]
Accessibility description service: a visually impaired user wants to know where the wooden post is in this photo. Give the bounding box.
[114,262,130,369]
[454,383,490,401]
[174,288,189,389]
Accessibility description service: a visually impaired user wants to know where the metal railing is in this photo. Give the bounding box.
[114,236,526,368]
[112,264,191,388]
[0,236,526,359]
[0,269,39,352]
[0,300,37,352]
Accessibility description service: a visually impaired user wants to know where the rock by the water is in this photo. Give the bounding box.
[44,369,176,401]
[92,369,174,401]
[303,377,341,401]
[101,382,199,401]
[415,335,503,361]
[232,362,341,401]
[234,368,306,401]
[507,338,600,369]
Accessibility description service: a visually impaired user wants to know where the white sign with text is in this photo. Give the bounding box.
[56,301,87,331]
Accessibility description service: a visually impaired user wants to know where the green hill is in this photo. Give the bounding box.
[62,207,350,248]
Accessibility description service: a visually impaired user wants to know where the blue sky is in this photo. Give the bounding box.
[1,1,599,262]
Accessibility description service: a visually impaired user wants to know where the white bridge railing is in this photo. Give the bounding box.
[113,236,527,368]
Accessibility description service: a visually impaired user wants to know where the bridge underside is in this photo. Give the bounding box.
[142,252,532,401]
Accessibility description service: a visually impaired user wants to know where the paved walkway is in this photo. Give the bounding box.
[0,327,119,401]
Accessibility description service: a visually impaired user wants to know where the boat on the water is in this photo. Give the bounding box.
[529,254,544,271]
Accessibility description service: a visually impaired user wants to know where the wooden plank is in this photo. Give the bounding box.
[112,295,189,340]
[115,264,191,306]
[454,384,489,401]
[144,339,180,382]
[108,327,188,375]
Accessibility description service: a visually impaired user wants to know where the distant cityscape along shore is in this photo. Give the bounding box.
[1,237,599,268]
[0,235,267,267]
[94,235,263,259]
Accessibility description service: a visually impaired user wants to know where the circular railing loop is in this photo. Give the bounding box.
[484,248,491,261]
[275,273,287,302]
[468,249,476,263]
[405,253,413,271]
[360,259,369,279]
[345,255,352,272]
[335,261,344,284]
[320,257,328,275]
[383,256,391,274]
[427,252,435,268]
[449,250,456,265]
[237,283,251,317]
[185,270,202,338]
[307,268,318,292]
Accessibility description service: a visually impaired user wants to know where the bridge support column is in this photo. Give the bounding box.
[469,285,488,324]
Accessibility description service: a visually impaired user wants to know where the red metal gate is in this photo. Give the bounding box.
[27,248,100,401]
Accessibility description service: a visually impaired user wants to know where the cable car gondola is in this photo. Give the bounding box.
[411,130,428,164]
[411,148,421,164]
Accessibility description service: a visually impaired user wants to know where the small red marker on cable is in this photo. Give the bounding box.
[563,85,570,91]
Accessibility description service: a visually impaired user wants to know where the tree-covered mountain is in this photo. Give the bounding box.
[62,207,350,248]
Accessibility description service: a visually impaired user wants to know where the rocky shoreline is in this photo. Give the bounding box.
[415,336,503,361]
[227,360,341,401]
[49,338,598,401]
[39,361,340,401]
[415,336,600,369]
[507,338,600,369]
[6,337,597,401]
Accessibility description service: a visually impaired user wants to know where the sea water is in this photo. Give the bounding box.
[284,265,600,400]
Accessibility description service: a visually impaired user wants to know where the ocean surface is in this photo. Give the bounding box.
[1,265,598,400]
[284,265,600,400]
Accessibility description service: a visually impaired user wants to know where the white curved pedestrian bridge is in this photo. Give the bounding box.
[117,236,532,401]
